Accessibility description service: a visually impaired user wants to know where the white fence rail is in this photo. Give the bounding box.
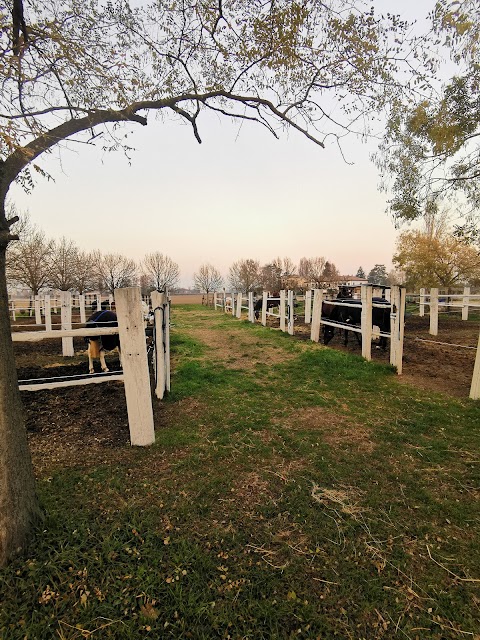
[8,293,115,325]
[409,286,480,335]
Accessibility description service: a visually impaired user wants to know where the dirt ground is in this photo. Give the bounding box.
[11,310,480,465]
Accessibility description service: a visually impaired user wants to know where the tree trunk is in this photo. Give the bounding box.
[0,245,40,566]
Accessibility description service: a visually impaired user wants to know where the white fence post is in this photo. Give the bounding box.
[10,299,16,321]
[429,288,439,336]
[44,295,52,332]
[389,286,406,374]
[34,295,42,325]
[248,292,255,323]
[361,285,372,361]
[261,291,268,326]
[469,326,480,399]
[390,286,399,369]
[79,294,86,324]
[462,286,470,321]
[305,289,312,324]
[165,293,171,392]
[287,290,295,335]
[397,288,406,374]
[96,294,101,311]
[419,287,425,317]
[310,289,323,342]
[280,290,286,332]
[61,291,74,356]
[236,293,242,319]
[151,290,166,400]
[115,287,155,446]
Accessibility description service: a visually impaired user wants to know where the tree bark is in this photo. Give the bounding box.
[0,242,40,566]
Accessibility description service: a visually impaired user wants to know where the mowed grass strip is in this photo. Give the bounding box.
[2,304,479,639]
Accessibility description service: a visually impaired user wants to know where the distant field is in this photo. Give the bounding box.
[170,294,204,305]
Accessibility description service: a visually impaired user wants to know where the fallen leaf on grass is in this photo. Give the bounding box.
[140,603,159,620]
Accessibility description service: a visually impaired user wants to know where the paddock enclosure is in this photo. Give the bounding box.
[10,280,480,454]
[12,287,170,446]
[13,298,480,448]
[211,286,480,400]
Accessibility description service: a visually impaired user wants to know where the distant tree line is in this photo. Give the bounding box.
[193,257,409,299]
[6,209,180,296]
[194,256,406,297]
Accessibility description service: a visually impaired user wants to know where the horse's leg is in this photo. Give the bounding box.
[343,317,350,346]
[99,349,109,372]
[87,344,94,374]
[118,346,122,369]
[323,326,334,345]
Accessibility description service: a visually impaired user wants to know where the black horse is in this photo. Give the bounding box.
[322,297,390,350]
[254,295,281,320]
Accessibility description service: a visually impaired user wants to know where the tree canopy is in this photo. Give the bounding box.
[299,256,340,287]
[142,252,180,292]
[194,263,223,294]
[394,228,480,290]
[6,214,53,294]
[229,259,262,293]
[0,0,419,241]
[375,0,480,227]
[367,264,388,285]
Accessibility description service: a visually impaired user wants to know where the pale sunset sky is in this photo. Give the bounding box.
[10,0,437,288]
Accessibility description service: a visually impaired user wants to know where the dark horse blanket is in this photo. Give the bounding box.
[86,309,119,352]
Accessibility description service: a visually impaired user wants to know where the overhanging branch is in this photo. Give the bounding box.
[1,90,325,204]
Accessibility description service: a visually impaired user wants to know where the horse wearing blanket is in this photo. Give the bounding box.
[86,306,121,373]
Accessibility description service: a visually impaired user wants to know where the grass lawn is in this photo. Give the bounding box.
[2,305,479,639]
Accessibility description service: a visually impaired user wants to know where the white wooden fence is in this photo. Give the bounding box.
[215,290,296,334]
[213,286,404,371]
[408,287,480,399]
[215,291,256,323]
[410,287,480,335]
[259,290,295,335]
[9,293,119,357]
[9,293,113,324]
[12,287,162,446]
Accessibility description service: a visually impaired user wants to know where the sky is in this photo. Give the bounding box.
[9,0,437,289]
